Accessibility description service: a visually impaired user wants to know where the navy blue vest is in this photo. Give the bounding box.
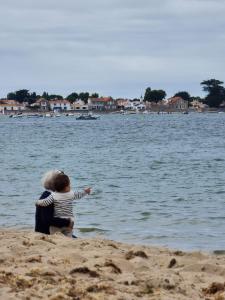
[35,191,70,234]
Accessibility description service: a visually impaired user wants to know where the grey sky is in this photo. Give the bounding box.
[0,0,225,98]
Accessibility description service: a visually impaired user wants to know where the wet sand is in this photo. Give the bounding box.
[0,229,225,300]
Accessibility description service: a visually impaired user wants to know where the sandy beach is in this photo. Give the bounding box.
[0,230,225,300]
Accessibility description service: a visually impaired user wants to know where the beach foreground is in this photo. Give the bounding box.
[0,230,225,300]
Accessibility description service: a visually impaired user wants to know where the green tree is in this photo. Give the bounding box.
[25,92,37,105]
[15,89,30,103]
[174,91,191,102]
[201,79,224,92]
[205,87,225,107]
[91,93,99,98]
[201,79,225,107]
[42,92,49,100]
[150,90,166,102]
[144,87,151,102]
[66,92,79,103]
[48,94,63,100]
[28,92,37,104]
[7,92,16,100]
[7,90,39,103]
[144,87,166,103]
[79,92,89,104]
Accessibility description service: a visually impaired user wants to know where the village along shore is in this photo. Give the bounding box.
[0,96,224,117]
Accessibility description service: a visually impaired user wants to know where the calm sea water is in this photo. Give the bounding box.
[0,113,225,251]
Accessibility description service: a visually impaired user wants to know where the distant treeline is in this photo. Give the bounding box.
[143,79,225,108]
[3,78,225,108]
[5,91,99,105]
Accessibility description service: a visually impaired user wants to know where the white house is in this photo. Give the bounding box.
[71,99,88,110]
[0,100,26,114]
[191,100,208,111]
[49,99,71,111]
[117,99,134,110]
[116,98,146,111]
[35,98,49,110]
[88,97,117,111]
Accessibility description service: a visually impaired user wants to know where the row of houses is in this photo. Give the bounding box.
[0,96,207,114]
[0,97,121,113]
[0,100,26,113]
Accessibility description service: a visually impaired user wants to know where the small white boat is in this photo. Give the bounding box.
[26,113,43,118]
[124,110,137,115]
[45,113,52,117]
[9,114,24,118]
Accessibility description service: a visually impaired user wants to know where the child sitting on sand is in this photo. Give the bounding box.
[35,170,73,235]
[36,172,91,237]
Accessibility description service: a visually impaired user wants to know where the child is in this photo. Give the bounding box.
[36,172,91,237]
[35,170,72,235]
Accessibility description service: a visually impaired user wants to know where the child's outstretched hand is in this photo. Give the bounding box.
[84,187,91,194]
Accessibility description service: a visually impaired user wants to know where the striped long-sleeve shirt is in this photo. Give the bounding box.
[36,190,87,218]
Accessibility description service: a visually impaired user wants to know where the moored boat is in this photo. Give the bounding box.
[9,113,24,118]
[26,113,43,118]
[76,113,99,120]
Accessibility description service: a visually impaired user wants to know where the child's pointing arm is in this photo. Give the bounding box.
[73,188,91,200]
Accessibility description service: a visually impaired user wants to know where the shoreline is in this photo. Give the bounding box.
[1,229,225,299]
[2,225,221,254]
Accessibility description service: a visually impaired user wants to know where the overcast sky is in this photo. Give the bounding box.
[0,0,225,99]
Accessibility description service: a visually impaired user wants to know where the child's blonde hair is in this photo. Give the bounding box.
[41,170,62,190]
